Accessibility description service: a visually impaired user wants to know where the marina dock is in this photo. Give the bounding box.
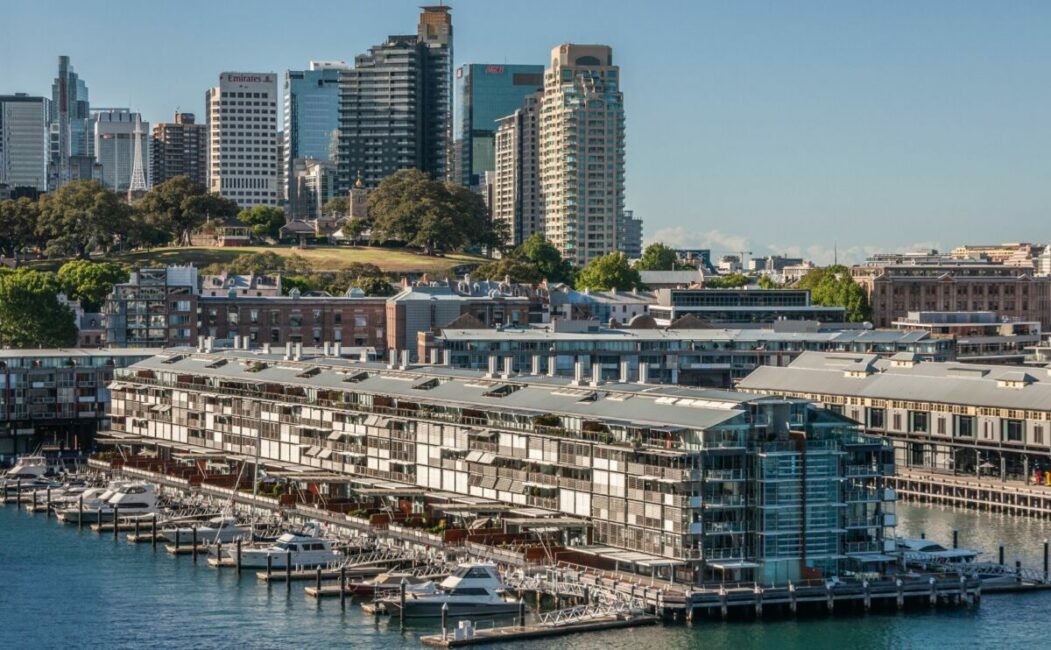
[888,469,1051,518]
[419,615,660,647]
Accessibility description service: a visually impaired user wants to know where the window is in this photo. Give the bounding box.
[909,411,928,433]
[354,315,368,328]
[867,408,885,429]
[1002,419,1024,443]
[936,418,946,435]
[892,413,902,431]
[1035,425,1044,445]
[955,415,975,438]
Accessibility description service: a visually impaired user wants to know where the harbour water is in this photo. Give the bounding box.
[2,504,1050,650]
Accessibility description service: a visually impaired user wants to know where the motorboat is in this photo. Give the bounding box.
[378,563,520,619]
[345,572,440,597]
[56,482,159,523]
[231,529,343,569]
[1,455,61,494]
[161,515,252,545]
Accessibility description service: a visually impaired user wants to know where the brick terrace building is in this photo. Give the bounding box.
[851,263,1051,329]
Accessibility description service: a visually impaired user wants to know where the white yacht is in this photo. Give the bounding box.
[162,515,252,545]
[56,482,158,523]
[232,529,343,569]
[379,563,520,619]
[2,456,59,493]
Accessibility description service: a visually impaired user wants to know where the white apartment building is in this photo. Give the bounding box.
[0,94,50,192]
[206,73,279,207]
[492,92,542,247]
[539,44,625,266]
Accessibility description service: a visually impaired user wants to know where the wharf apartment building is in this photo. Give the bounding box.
[850,262,1051,329]
[418,322,953,389]
[151,113,208,188]
[206,73,280,207]
[108,347,896,584]
[0,349,154,462]
[740,351,1051,483]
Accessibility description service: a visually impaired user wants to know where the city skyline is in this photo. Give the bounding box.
[4,1,1051,261]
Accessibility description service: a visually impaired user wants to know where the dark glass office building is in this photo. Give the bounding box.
[454,63,543,190]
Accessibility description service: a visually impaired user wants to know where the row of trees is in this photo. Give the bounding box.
[202,252,396,297]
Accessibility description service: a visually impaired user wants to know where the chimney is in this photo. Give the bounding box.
[323,341,331,356]
[638,362,650,384]
[263,343,272,355]
[388,349,397,368]
[502,356,514,379]
[620,358,631,383]
[531,354,543,376]
[573,358,586,385]
[233,335,241,350]
[400,349,410,369]
[442,349,452,366]
[590,361,603,387]
[430,348,440,365]
[205,336,215,353]
[487,354,499,378]
[333,342,341,357]
[548,353,557,377]
[294,342,303,361]
[359,349,369,363]
[243,335,251,350]
[285,341,294,360]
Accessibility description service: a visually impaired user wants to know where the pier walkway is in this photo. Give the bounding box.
[888,469,1051,518]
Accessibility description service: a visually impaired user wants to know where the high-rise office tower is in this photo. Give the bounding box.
[337,6,452,189]
[539,44,625,266]
[492,92,542,247]
[284,61,346,202]
[89,109,150,192]
[454,63,543,190]
[618,210,643,259]
[50,55,91,189]
[206,72,279,207]
[0,94,51,193]
[151,113,207,187]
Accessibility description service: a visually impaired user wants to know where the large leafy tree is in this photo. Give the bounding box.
[472,257,544,284]
[796,264,871,322]
[635,242,682,271]
[322,196,348,216]
[37,180,128,258]
[238,206,286,239]
[518,234,575,284]
[704,273,751,288]
[0,269,77,348]
[138,176,238,244]
[575,252,643,291]
[0,197,39,265]
[57,260,129,311]
[367,169,501,254]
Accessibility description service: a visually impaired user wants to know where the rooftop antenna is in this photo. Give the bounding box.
[128,114,148,197]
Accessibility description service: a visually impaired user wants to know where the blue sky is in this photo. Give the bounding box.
[3,0,1050,263]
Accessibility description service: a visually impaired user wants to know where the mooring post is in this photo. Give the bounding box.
[519,597,526,627]
[217,540,223,567]
[78,495,84,531]
[789,582,797,614]
[999,544,1005,565]
[15,479,21,510]
[175,527,181,552]
[236,538,243,574]
[285,550,292,591]
[113,505,119,540]
[31,488,37,512]
[339,564,346,610]
[1015,560,1022,585]
[134,518,140,541]
[754,585,763,617]
[46,487,51,519]
[399,578,407,631]
[266,553,273,580]
[929,577,937,606]
[151,513,157,548]
[953,529,959,549]
[896,578,905,610]
[441,602,448,640]
[96,506,102,530]
[192,526,198,563]
[316,565,323,592]
[863,580,871,611]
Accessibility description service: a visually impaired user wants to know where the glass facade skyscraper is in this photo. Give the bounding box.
[50,55,90,189]
[454,63,543,190]
[284,62,346,201]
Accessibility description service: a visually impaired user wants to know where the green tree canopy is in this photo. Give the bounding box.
[57,260,129,311]
[796,264,871,322]
[472,256,544,285]
[704,273,751,288]
[238,205,286,239]
[517,234,575,284]
[37,180,129,258]
[138,176,238,244]
[757,274,782,289]
[322,196,348,216]
[575,252,643,291]
[0,197,39,264]
[367,169,501,254]
[635,242,682,271]
[0,269,77,348]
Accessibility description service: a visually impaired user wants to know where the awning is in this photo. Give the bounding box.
[479,477,497,490]
[304,446,321,457]
[494,478,512,492]
[317,448,333,460]
[465,450,483,463]
[327,431,344,441]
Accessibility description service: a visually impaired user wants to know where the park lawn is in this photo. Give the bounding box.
[29,245,486,275]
